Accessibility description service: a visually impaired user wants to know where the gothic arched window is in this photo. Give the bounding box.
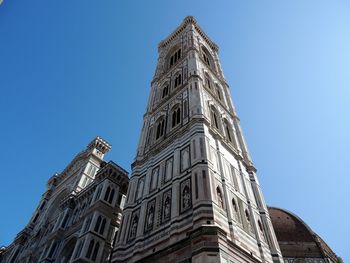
[205,73,211,89]
[162,84,169,98]
[100,218,106,235]
[86,240,94,259]
[210,106,220,130]
[223,119,233,143]
[94,216,102,232]
[74,239,84,259]
[171,106,181,128]
[215,84,222,101]
[203,51,210,66]
[202,46,213,69]
[169,49,181,67]
[108,189,115,204]
[155,118,165,140]
[174,74,182,88]
[104,186,111,201]
[83,215,92,233]
[48,241,58,259]
[94,186,102,202]
[91,242,100,261]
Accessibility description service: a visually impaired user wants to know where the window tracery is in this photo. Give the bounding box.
[171,106,181,128]
[169,49,181,68]
[155,118,165,140]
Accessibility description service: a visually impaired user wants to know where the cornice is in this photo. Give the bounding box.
[158,16,218,53]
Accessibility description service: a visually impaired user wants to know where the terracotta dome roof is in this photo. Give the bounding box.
[268,207,342,262]
[268,207,314,242]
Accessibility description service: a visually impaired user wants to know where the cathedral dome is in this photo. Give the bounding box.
[268,207,342,262]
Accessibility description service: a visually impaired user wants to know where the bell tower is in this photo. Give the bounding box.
[112,16,283,263]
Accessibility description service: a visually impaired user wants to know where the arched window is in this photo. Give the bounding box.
[99,218,106,235]
[215,84,222,101]
[109,189,115,204]
[91,242,100,261]
[223,119,233,143]
[155,118,165,140]
[74,239,84,259]
[174,74,182,88]
[48,241,58,259]
[83,216,92,233]
[146,127,153,146]
[86,240,94,259]
[210,106,220,130]
[162,85,169,98]
[216,187,224,209]
[205,73,211,89]
[9,248,20,263]
[202,46,213,68]
[169,49,181,67]
[171,106,181,128]
[104,186,111,201]
[203,52,210,66]
[94,186,102,202]
[61,212,70,228]
[94,216,102,232]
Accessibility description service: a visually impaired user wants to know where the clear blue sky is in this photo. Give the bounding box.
[0,0,349,261]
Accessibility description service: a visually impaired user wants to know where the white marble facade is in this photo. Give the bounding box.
[112,17,284,263]
[1,137,129,263]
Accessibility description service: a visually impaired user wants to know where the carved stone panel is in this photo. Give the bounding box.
[161,190,172,223]
[144,199,156,233]
[150,167,159,193]
[128,209,140,241]
[180,178,192,213]
[135,176,145,202]
[164,157,173,183]
[180,146,191,172]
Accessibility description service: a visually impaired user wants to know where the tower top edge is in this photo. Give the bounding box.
[87,136,112,153]
[158,16,219,52]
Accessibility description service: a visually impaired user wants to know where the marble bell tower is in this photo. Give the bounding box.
[112,16,283,263]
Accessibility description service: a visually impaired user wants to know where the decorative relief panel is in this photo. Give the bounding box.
[180,178,192,213]
[150,167,159,193]
[164,157,173,183]
[161,190,172,223]
[144,199,156,233]
[128,209,140,241]
[180,146,191,172]
[135,176,145,202]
